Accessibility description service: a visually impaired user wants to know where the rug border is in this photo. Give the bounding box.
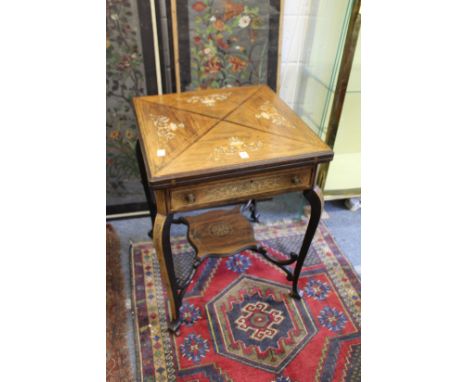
[130,242,144,382]
[130,217,360,381]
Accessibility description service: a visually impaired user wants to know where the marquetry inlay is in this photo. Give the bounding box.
[255,101,296,129]
[150,114,185,141]
[184,92,232,107]
[133,85,332,184]
[208,222,233,237]
[211,136,263,161]
[183,207,258,260]
[208,177,283,199]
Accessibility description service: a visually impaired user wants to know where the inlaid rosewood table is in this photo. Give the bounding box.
[133,85,333,333]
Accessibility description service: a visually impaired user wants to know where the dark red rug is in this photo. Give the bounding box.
[131,217,360,381]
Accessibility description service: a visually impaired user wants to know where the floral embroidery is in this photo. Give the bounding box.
[318,306,347,333]
[192,1,207,12]
[185,92,232,107]
[204,57,222,74]
[214,19,225,31]
[110,130,121,140]
[238,15,251,28]
[106,0,146,196]
[229,55,248,72]
[188,0,268,90]
[224,0,244,20]
[180,333,209,363]
[211,136,263,161]
[149,114,185,141]
[255,101,296,129]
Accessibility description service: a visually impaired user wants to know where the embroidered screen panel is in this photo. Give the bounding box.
[106,0,149,208]
[172,0,282,92]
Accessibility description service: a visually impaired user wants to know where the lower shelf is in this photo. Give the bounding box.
[182,206,257,260]
[169,205,306,333]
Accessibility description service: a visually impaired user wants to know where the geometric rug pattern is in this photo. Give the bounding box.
[131,217,360,381]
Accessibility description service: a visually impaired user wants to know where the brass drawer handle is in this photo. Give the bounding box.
[185,193,196,203]
[291,175,300,185]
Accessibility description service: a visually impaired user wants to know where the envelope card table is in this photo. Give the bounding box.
[133,85,333,333]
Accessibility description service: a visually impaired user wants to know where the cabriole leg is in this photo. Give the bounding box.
[290,185,324,299]
[136,140,157,237]
[153,213,181,333]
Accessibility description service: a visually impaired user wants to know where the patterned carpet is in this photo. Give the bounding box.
[131,217,360,381]
[107,224,133,382]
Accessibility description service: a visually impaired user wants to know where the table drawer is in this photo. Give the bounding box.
[169,167,313,212]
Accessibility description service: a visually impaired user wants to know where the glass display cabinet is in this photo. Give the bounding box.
[284,0,361,198]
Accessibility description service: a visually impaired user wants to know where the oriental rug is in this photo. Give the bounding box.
[131,217,360,382]
[107,224,135,381]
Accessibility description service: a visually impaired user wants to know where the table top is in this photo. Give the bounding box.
[133,85,333,187]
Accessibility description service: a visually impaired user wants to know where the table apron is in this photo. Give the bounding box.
[165,166,315,213]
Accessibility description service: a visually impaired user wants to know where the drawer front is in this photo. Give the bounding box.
[169,167,312,212]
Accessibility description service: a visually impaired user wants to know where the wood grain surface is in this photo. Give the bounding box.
[134,100,218,173]
[184,207,257,259]
[137,85,259,119]
[133,85,333,187]
[152,213,177,321]
[169,166,312,212]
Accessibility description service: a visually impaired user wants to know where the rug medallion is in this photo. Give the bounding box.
[131,218,361,381]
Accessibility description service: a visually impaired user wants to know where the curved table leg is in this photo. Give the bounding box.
[153,213,181,333]
[136,140,157,237]
[290,185,324,299]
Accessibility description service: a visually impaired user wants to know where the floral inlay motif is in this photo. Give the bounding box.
[184,92,232,107]
[255,101,296,129]
[211,136,263,161]
[149,114,185,141]
[202,177,283,201]
[208,222,233,237]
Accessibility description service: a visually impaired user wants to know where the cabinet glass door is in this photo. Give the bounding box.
[279,0,360,195]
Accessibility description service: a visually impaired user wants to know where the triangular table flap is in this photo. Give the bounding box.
[136,85,261,119]
[157,121,322,177]
[225,85,327,147]
[134,100,219,176]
